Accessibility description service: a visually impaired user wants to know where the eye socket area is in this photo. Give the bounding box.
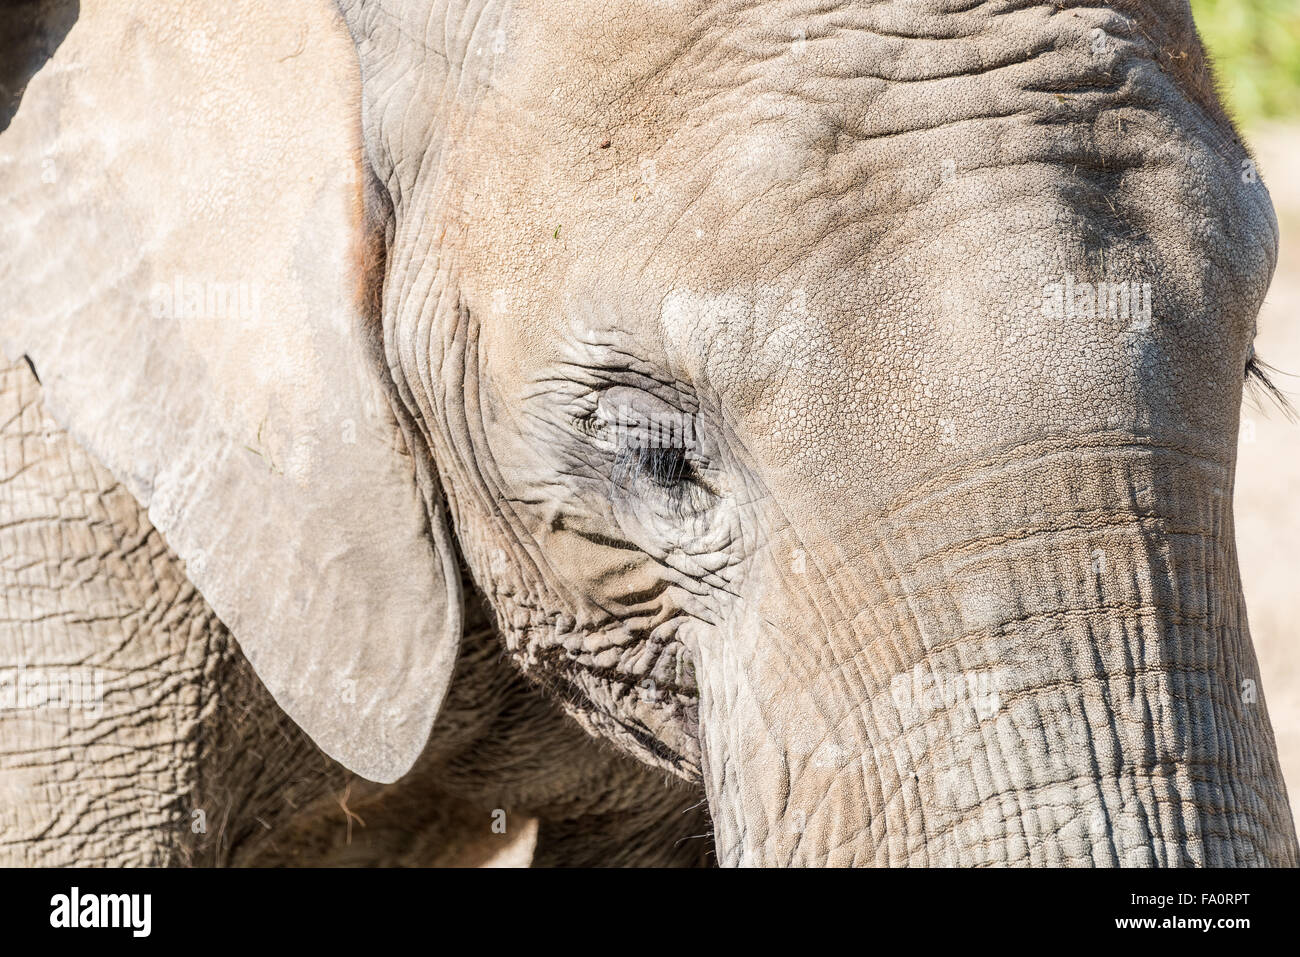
[585,387,712,502]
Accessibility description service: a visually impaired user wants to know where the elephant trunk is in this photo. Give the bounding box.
[694,435,1299,866]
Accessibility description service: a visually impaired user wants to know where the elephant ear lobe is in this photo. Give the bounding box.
[0,1,460,782]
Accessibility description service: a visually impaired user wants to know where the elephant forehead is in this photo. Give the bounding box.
[466,0,1268,341]
[453,0,1270,308]
[492,0,1224,155]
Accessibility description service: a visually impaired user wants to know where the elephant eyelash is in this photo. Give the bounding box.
[1245,352,1297,421]
[613,443,694,490]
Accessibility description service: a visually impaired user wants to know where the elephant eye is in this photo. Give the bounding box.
[614,442,692,489]
[583,386,717,508]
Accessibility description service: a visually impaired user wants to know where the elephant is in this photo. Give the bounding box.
[0,0,1296,867]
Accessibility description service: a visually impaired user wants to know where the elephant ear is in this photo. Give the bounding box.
[0,0,461,782]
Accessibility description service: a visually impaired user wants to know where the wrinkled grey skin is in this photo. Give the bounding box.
[3,0,1298,866]
[0,357,708,865]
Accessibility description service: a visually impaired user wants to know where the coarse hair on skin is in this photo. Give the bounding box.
[1246,352,1298,421]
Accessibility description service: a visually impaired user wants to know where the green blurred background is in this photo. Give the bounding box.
[1191,0,1300,124]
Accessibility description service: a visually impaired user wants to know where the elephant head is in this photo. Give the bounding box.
[2,0,1296,865]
